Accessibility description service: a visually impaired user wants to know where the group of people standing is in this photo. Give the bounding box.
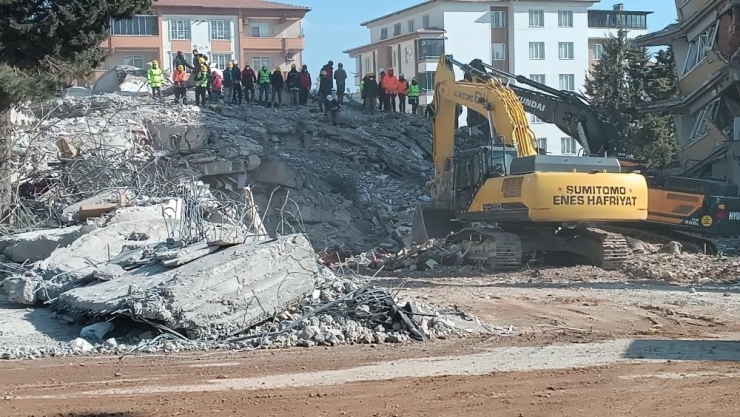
[358,68,420,114]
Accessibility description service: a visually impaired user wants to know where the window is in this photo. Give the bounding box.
[364,57,371,73]
[418,72,435,90]
[422,14,430,29]
[110,15,158,36]
[210,20,231,40]
[169,52,193,72]
[528,10,544,27]
[393,23,401,36]
[492,43,505,60]
[251,56,270,70]
[529,42,544,59]
[587,11,646,29]
[123,55,144,68]
[557,11,573,27]
[408,19,415,32]
[380,27,388,39]
[530,114,543,123]
[689,98,721,143]
[211,53,233,70]
[559,74,575,91]
[536,138,547,153]
[251,23,270,37]
[558,42,574,59]
[417,39,444,60]
[561,137,577,154]
[593,43,605,60]
[529,74,545,85]
[491,11,505,28]
[169,19,191,40]
[405,46,413,63]
[683,21,719,75]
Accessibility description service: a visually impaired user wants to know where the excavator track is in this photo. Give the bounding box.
[447,227,522,271]
[578,227,631,270]
[600,224,740,255]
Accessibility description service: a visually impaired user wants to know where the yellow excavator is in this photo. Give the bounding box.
[412,55,649,270]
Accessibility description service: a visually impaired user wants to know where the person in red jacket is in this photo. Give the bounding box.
[241,64,257,103]
[381,68,399,112]
[298,65,312,105]
[211,71,223,103]
[396,73,409,113]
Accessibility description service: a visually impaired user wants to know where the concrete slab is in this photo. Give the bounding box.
[1,226,86,263]
[56,234,321,338]
[146,121,209,154]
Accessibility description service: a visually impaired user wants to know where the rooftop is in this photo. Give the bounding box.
[152,0,309,10]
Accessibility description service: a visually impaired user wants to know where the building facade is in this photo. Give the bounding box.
[344,0,648,156]
[634,0,740,184]
[100,0,308,76]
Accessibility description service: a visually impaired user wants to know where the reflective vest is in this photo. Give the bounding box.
[146,67,164,87]
[258,69,270,83]
[407,84,420,98]
[359,80,365,91]
[195,71,209,88]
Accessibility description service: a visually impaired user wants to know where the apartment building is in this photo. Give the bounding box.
[634,0,740,184]
[344,0,648,156]
[100,0,308,77]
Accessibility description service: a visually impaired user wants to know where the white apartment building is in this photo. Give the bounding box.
[344,0,649,156]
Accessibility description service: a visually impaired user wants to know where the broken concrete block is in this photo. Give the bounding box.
[80,322,114,340]
[56,234,321,338]
[78,203,120,222]
[105,199,183,225]
[56,137,77,159]
[199,160,234,176]
[1,226,86,263]
[146,121,209,154]
[246,154,261,171]
[251,159,304,190]
[68,337,93,353]
[4,276,39,305]
[61,189,129,223]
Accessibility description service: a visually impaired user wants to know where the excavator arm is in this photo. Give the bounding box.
[432,55,537,203]
[465,59,625,157]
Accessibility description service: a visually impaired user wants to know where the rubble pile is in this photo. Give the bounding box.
[623,251,740,283]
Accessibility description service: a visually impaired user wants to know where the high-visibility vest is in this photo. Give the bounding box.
[359,80,365,91]
[258,69,270,83]
[408,84,420,98]
[195,71,209,88]
[147,67,164,87]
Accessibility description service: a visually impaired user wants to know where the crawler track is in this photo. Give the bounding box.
[602,224,740,255]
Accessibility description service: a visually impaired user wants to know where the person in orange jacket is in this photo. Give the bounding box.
[381,68,399,112]
[396,73,409,114]
[172,65,188,104]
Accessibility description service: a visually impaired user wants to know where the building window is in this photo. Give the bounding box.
[380,27,388,40]
[559,74,575,91]
[593,43,605,60]
[211,53,233,70]
[492,43,505,61]
[417,39,444,60]
[529,74,545,85]
[530,114,543,123]
[209,20,231,40]
[528,10,544,27]
[251,23,270,37]
[683,21,719,76]
[561,137,577,154]
[536,138,547,153]
[169,19,191,40]
[123,55,144,68]
[529,42,544,59]
[408,19,415,32]
[587,11,647,29]
[422,14,430,29]
[558,11,573,27]
[405,46,413,63]
[558,42,574,59]
[110,15,158,36]
[393,23,402,36]
[491,11,505,28]
[169,52,193,72]
[418,71,435,90]
[364,57,371,73]
[689,98,721,143]
[251,56,270,70]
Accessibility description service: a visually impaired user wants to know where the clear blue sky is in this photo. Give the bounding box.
[287,0,677,76]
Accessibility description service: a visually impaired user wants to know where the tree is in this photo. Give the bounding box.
[585,29,679,168]
[0,0,152,223]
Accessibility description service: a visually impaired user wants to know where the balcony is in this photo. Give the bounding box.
[241,36,304,51]
[417,38,444,61]
[105,36,160,50]
[587,11,648,29]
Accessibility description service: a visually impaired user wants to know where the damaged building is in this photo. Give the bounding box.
[635,0,740,182]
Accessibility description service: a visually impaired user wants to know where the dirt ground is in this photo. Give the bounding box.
[3,266,740,416]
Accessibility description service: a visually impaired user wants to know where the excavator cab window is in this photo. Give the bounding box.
[453,146,513,211]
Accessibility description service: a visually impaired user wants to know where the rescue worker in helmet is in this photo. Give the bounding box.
[317,70,333,113]
[146,59,165,102]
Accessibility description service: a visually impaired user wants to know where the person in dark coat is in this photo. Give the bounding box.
[321,60,334,89]
[361,72,378,113]
[241,64,257,103]
[317,70,333,113]
[173,51,194,71]
[298,65,311,105]
[286,63,300,105]
[231,61,243,104]
[223,61,235,104]
[270,66,284,107]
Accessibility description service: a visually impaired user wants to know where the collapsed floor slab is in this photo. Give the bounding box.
[55,234,321,339]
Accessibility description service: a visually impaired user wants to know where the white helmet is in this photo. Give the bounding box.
[379,68,385,73]
[400,73,404,77]
[327,95,334,101]
[233,61,238,65]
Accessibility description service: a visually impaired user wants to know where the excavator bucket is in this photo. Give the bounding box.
[411,203,461,244]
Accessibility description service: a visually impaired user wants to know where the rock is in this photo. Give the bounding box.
[80,322,114,340]
[251,159,304,190]
[68,337,93,353]
[300,326,318,341]
[659,241,682,254]
[1,226,86,263]
[4,276,39,305]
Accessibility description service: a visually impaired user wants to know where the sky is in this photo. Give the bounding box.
[287,0,678,77]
